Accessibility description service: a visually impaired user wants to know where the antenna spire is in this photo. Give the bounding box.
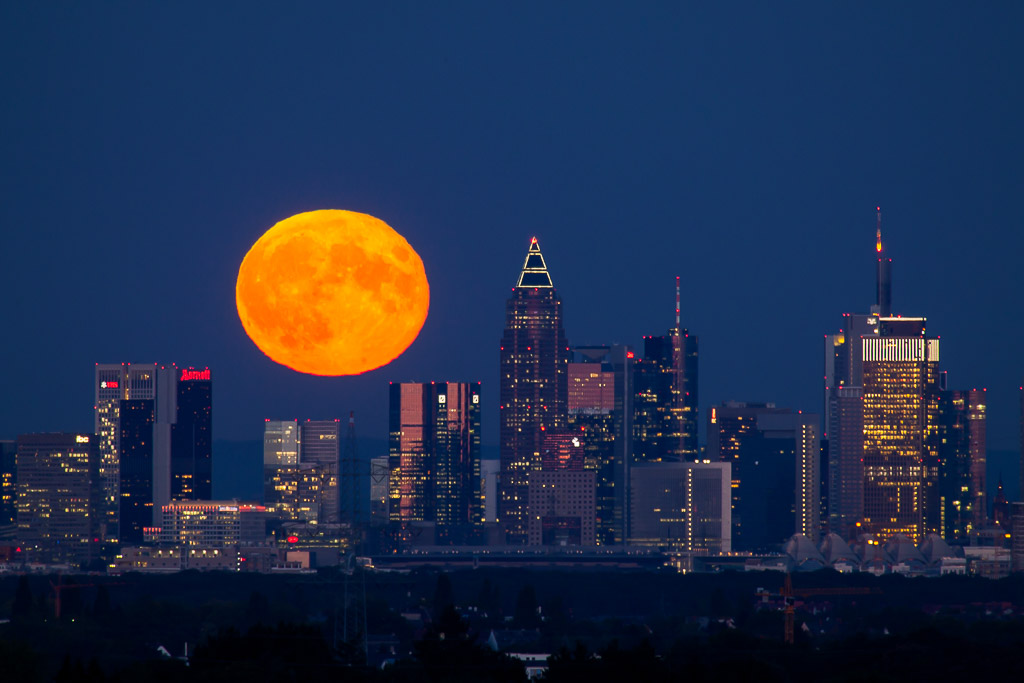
[876,207,882,253]
[675,276,681,329]
[875,206,892,317]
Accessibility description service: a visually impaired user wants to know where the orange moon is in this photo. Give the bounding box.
[235,210,429,376]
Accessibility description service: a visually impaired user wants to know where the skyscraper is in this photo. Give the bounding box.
[263,419,300,504]
[708,402,820,550]
[15,432,100,563]
[300,420,340,524]
[633,278,698,464]
[389,381,482,542]
[567,345,633,545]
[824,211,889,537]
[937,388,987,540]
[860,323,941,545]
[171,367,212,501]
[95,363,213,543]
[499,238,569,544]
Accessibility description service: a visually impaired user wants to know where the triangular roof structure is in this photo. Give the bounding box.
[784,533,826,570]
[516,237,554,288]
[919,533,961,566]
[819,533,860,566]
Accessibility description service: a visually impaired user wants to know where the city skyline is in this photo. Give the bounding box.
[2,4,1022,462]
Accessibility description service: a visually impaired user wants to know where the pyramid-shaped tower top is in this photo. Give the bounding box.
[516,237,553,288]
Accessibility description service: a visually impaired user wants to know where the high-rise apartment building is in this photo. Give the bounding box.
[567,345,633,545]
[15,433,100,563]
[95,363,212,543]
[300,420,340,524]
[634,278,698,464]
[708,402,820,550]
[499,238,569,543]
[389,382,482,542]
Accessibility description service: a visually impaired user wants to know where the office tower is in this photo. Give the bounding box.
[301,420,341,523]
[15,433,100,563]
[938,388,987,540]
[708,402,820,550]
[267,464,323,522]
[151,501,268,547]
[120,395,157,543]
[96,363,161,540]
[171,367,212,501]
[827,387,864,538]
[526,431,596,546]
[0,440,15,536]
[1012,502,1024,572]
[480,459,500,523]
[95,363,213,542]
[993,477,1009,529]
[634,278,699,464]
[369,454,389,524]
[861,327,941,544]
[568,345,633,545]
[264,420,300,504]
[499,238,569,543]
[824,213,890,536]
[389,382,482,542]
[628,462,731,553]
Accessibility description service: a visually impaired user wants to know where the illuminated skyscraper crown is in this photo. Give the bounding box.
[516,237,553,288]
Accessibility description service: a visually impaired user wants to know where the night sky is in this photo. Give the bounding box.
[2,4,1022,476]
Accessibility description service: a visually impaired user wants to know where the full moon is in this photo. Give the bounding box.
[235,210,429,376]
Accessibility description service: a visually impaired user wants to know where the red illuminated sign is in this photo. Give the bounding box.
[100,380,119,389]
[287,535,299,544]
[180,368,211,381]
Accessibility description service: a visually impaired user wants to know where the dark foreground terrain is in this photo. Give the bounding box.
[4,568,1024,681]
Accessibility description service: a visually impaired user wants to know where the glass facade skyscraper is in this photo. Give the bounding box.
[499,238,569,544]
[389,381,482,542]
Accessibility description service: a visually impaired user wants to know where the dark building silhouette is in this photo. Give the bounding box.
[171,368,212,501]
[633,278,698,464]
[389,382,482,542]
[119,398,156,543]
[0,440,15,534]
[707,402,820,550]
[938,388,987,540]
[499,238,569,544]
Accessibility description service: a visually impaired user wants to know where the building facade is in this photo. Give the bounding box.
[389,382,482,542]
[300,420,340,523]
[15,433,100,563]
[707,402,820,550]
[95,363,213,544]
[860,329,941,544]
[498,238,569,543]
[629,462,731,554]
[567,345,633,545]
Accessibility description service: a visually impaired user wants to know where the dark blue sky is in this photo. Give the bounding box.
[2,3,1022,460]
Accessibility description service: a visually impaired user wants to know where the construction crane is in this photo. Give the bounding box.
[757,573,880,644]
